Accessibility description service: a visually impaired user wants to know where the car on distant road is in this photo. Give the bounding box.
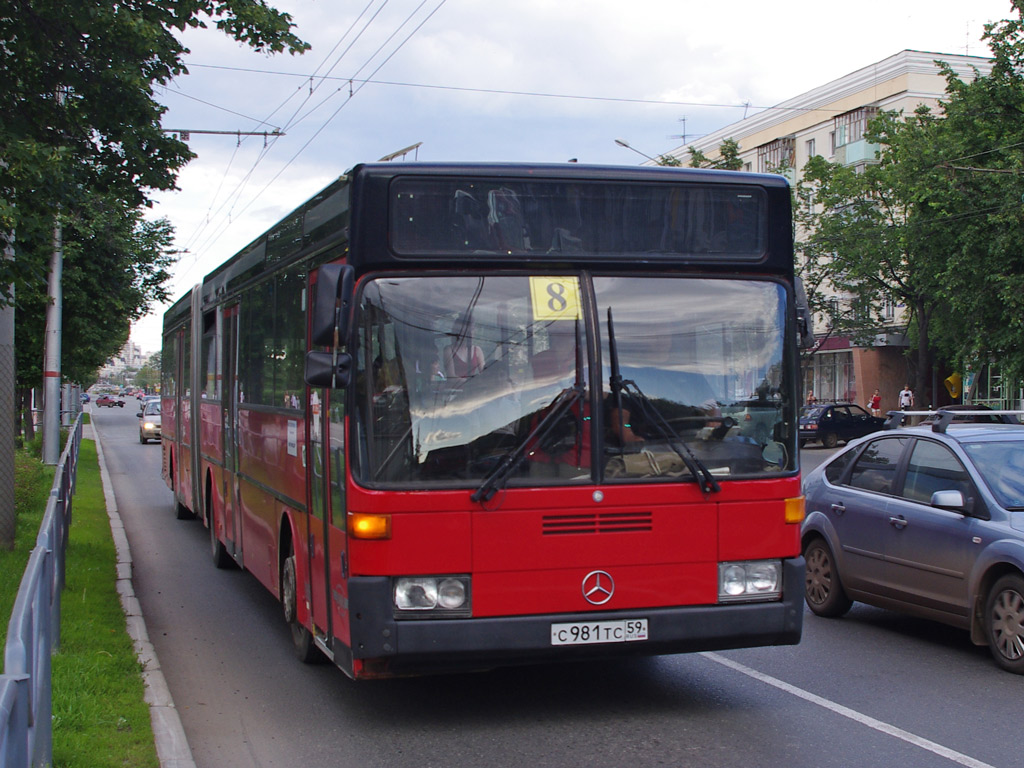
[80,392,90,404]
[722,398,781,444]
[137,399,161,443]
[95,394,125,408]
[801,413,1024,673]
[799,402,885,448]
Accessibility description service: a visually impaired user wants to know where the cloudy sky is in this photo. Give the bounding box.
[132,0,1015,353]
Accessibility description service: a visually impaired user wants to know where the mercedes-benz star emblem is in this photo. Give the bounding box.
[582,570,614,605]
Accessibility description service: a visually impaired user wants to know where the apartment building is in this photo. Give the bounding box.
[99,339,146,380]
[662,50,992,412]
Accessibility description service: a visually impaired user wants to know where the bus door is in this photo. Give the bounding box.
[307,385,330,642]
[307,383,350,645]
[221,303,243,561]
[176,323,190,505]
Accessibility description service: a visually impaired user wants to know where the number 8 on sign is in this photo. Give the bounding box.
[530,276,581,321]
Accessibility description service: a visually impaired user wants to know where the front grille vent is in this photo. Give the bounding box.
[542,511,653,535]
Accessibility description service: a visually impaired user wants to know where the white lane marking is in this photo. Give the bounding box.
[701,652,996,768]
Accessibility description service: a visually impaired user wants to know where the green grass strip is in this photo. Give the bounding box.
[0,451,54,644]
[6,438,159,768]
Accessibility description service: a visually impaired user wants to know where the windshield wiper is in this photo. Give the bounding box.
[472,320,586,505]
[607,308,720,494]
[471,384,584,504]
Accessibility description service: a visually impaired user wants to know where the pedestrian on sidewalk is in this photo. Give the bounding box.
[898,384,914,410]
[869,389,882,416]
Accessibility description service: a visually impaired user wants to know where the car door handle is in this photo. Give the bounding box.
[889,516,908,529]
[830,503,845,516]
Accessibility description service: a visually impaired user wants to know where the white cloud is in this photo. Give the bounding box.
[132,0,1015,353]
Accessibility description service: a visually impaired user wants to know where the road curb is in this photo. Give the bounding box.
[88,419,197,768]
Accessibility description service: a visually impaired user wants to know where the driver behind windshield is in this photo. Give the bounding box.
[606,329,716,449]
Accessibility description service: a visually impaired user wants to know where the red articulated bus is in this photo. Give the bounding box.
[162,162,811,679]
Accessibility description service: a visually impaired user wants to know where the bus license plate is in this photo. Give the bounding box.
[550,619,648,646]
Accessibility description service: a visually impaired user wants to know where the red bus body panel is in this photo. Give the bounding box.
[348,477,799,618]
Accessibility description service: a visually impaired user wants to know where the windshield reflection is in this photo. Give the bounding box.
[354,274,793,489]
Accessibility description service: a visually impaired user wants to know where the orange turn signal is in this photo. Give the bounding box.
[348,512,392,540]
[784,496,805,525]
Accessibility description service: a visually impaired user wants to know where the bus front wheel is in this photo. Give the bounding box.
[283,553,319,663]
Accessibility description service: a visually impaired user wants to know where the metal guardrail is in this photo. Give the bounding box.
[0,415,82,767]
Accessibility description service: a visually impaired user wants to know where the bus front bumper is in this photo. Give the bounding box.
[346,558,804,675]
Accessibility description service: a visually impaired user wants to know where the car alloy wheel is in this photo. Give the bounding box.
[803,538,852,617]
[986,574,1024,674]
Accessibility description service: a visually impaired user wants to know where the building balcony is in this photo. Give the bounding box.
[834,139,879,167]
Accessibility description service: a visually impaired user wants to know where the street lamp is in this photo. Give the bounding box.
[614,138,658,163]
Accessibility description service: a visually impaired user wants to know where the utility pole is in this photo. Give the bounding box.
[42,217,63,464]
[42,88,67,465]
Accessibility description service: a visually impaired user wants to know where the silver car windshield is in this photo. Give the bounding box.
[354,274,793,489]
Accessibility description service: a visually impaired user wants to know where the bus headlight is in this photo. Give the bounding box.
[718,560,782,602]
[394,576,471,617]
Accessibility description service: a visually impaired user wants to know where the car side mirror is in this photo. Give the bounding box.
[931,490,965,511]
[136,411,143,417]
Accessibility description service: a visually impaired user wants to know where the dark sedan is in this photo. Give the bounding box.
[799,402,885,448]
[801,417,1024,673]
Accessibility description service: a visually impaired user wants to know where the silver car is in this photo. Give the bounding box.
[802,414,1024,673]
[138,399,162,444]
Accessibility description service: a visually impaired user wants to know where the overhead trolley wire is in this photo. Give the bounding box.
[171,0,448,289]
[173,0,403,281]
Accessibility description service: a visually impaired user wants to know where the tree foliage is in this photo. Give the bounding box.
[0,0,308,392]
[926,3,1024,384]
[134,353,161,393]
[687,138,744,170]
[795,107,956,397]
[14,193,176,387]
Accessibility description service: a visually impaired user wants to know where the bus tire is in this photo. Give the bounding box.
[209,510,232,569]
[283,552,319,663]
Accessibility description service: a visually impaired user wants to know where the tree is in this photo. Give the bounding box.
[134,353,162,393]
[687,138,744,170]
[795,106,959,404]
[0,0,308,546]
[796,2,1024,406]
[922,4,1024,386]
[15,192,177,437]
[1,0,308,301]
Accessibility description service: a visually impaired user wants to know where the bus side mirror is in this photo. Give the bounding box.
[794,276,815,349]
[305,350,353,389]
[310,264,354,347]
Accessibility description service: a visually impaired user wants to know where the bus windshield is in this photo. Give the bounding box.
[355,274,793,489]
